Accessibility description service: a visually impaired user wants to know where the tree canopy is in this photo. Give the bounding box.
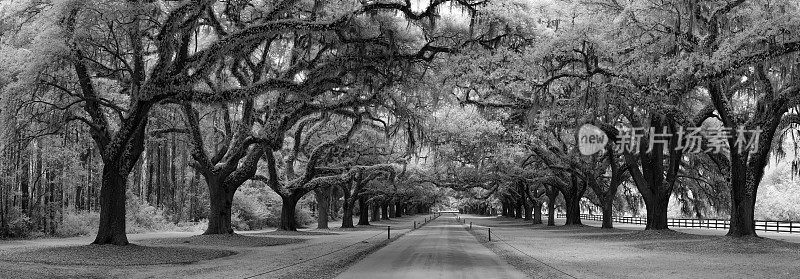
[1,0,799,243]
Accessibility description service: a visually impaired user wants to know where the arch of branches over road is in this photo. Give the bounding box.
[407,0,800,239]
[0,0,499,245]
[1,0,800,246]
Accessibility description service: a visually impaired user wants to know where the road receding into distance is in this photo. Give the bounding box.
[336,215,526,279]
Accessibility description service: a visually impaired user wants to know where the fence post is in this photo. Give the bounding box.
[470,222,472,230]
[388,226,391,239]
[414,221,416,229]
[488,228,491,242]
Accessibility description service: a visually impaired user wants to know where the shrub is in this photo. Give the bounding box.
[232,187,273,230]
[231,212,250,231]
[175,219,207,232]
[125,191,177,233]
[4,207,34,238]
[228,184,318,230]
[56,211,99,237]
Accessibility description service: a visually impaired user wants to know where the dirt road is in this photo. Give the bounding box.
[336,215,526,279]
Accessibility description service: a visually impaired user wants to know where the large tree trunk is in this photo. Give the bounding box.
[515,198,523,219]
[380,202,389,220]
[501,201,509,217]
[315,188,330,229]
[588,178,623,229]
[643,193,669,230]
[357,195,370,226]
[370,202,380,222]
[589,140,626,230]
[562,176,585,226]
[564,195,582,225]
[341,200,355,228]
[329,187,340,221]
[93,115,149,245]
[601,198,614,229]
[719,71,783,237]
[625,114,681,231]
[389,202,396,218]
[93,111,152,245]
[547,191,557,226]
[340,184,355,228]
[705,77,779,238]
[395,203,403,218]
[93,165,130,245]
[533,201,543,224]
[204,181,235,234]
[727,157,758,236]
[722,104,777,237]
[634,190,671,230]
[279,194,300,231]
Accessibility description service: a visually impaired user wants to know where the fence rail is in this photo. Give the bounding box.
[556,213,800,234]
